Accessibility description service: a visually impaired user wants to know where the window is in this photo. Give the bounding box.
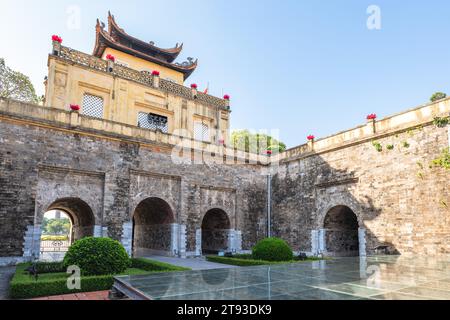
[82,94,104,119]
[194,122,210,142]
[138,112,168,133]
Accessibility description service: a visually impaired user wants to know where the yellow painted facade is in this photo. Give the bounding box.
[44,48,230,144]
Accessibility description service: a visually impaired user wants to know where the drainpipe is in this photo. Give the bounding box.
[267,174,272,238]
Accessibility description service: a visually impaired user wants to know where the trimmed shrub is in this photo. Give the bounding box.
[35,261,65,273]
[63,237,130,276]
[206,256,277,266]
[252,237,293,262]
[10,273,114,299]
[130,258,190,272]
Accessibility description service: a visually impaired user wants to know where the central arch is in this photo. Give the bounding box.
[132,197,175,257]
[323,205,359,257]
[201,208,231,255]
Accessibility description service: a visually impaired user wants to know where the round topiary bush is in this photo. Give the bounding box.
[252,237,293,262]
[63,237,130,275]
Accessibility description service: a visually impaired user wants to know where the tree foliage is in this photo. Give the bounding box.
[231,130,287,154]
[430,92,447,102]
[42,217,71,235]
[0,58,38,103]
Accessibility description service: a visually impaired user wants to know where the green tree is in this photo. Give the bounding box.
[231,130,287,154]
[0,58,38,103]
[42,218,71,235]
[430,92,447,102]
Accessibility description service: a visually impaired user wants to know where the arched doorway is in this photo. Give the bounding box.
[40,198,95,261]
[201,209,231,255]
[323,205,359,257]
[132,197,175,257]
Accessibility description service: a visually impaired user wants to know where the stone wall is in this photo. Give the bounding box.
[271,118,450,256]
[0,99,264,262]
[0,96,449,264]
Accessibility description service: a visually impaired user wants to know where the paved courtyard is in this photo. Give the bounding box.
[114,255,450,300]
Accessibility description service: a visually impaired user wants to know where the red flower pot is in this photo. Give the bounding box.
[152,70,160,76]
[366,114,377,120]
[191,83,198,89]
[223,94,230,100]
[70,104,80,111]
[266,150,273,155]
[307,135,315,141]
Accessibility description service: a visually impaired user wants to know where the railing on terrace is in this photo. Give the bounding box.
[57,46,228,109]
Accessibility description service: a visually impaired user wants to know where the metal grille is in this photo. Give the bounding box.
[82,94,104,118]
[194,122,210,142]
[138,112,168,133]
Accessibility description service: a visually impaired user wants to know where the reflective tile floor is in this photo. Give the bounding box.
[114,256,450,300]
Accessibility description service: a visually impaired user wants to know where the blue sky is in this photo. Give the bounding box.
[1,0,449,147]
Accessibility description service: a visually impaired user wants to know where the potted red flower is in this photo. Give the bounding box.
[307,135,315,141]
[223,94,230,100]
[52,35,63,43]
[70,104,80,112]
[191,83,198,98]
[106,54,116,62]
[51,35,63,56]
[152,70,160,88]
[366,114,377,120]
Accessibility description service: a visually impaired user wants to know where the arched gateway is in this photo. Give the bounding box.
[323,205,360,257]
[39,198,95,260]
[201,208,231,254]
[132,197,175,257]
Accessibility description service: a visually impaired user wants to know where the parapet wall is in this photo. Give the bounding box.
[278,98,450,162]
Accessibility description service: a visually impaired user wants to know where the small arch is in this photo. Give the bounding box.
[132,197,175,257]
[47,197,96,241]
[201,208,231,255]
[323,205,359,257]
[39,198,95,261]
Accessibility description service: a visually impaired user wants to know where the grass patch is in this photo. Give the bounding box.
[9,258,190,299]
[206,254,324,267]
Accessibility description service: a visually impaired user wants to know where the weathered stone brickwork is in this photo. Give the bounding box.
[0,99,266,264]
[271,116,450,256]
[0,97,449,265]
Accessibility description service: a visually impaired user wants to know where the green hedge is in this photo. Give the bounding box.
[10,258,191,299]
[130,258,190,272]
[206,255,282,266]
[206,255,323,267]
